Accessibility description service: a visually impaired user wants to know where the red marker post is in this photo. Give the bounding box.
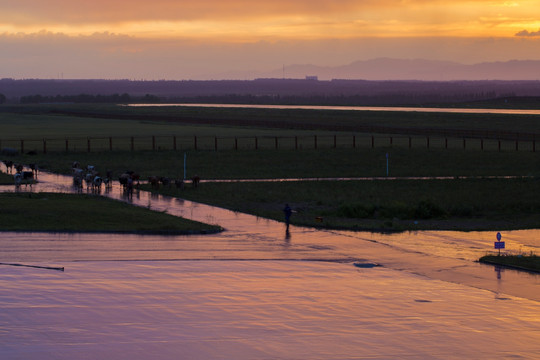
[494,232,505,255]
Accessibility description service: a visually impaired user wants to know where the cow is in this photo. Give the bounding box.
[117,172,134,196]
[2,160,14,173]
[14,171,34,188]
[191,175,200,188]
[92,176,103,191]
[85,173,94,188]
[13,173,21,187]
[119,172,131,189]
[72,168,84,189]
[148,176,160,189]
[104,170,113,189]
[73,174,83,189]
[72,168,84,177]
[128,172,140,187]
[159,176,171,187]
[29,163,39,178]
[175,179,185,190]
[126,177,134,197]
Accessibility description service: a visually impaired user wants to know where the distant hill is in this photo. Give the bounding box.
[250,58,540,81]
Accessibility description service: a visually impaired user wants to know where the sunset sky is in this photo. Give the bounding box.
[2,0,540,79]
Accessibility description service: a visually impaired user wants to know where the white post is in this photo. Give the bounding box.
[184,152,187,180]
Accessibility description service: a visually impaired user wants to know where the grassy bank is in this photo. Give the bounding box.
[479,254,540,272]
[0,192,221,234]
[2,104,539,233]
[2,103,540,135]
[6,148,540,180]
[141,178,540,232]
[4,146,539,232]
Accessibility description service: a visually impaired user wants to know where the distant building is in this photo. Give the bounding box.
[305,76,318,81]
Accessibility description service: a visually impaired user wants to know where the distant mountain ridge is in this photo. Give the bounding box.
[251,58,540,81]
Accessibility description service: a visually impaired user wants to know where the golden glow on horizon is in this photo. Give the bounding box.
[1,1,539,41]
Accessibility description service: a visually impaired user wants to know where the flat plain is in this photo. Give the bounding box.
[2,103,539,232]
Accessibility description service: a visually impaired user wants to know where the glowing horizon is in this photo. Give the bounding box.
[2,0,540,79]
[2,1,540,39]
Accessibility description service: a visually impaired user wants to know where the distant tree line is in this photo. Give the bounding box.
[4,78,540,106]
[19,93,160,104]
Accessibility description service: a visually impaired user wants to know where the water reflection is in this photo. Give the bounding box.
[1,167,539,359]
[285,228,291,243]
[2,167,540,262]
[1,260,538,359]
[129,102,540,115]
[0,167,539,301]
[495,265,504,280]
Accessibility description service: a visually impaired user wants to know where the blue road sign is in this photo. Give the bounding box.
[496,232,502,241]
[494,241,505,249]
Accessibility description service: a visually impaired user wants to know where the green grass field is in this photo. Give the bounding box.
[1,103,539,232]
[6,148,540,180]
[141,178,540,231]
[2,103,540,135]
[1,103,539,154]
[0,192,221,233]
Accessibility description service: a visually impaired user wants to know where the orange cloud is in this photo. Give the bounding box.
[1,1,540,40]
[516,29,540,37]
[2,1,375,24]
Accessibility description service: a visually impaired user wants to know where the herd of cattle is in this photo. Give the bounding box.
[71,161,113,192]
[3,159,201,192]
[71,161,200,194]
[2,160,37,187]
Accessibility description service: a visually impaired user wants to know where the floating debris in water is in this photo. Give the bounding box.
[353,262,381,268]
[0,262,64,271]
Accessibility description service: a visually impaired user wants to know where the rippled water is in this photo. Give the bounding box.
[0,168,539,359]
[1,261,539,360]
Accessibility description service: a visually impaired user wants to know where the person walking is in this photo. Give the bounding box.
[283,203,292,231]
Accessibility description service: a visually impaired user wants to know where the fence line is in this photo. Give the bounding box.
[0,134,537,154]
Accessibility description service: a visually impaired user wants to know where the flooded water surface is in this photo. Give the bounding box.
[129,103,540,115]
[0,169,539,359]
[2,261,539,360]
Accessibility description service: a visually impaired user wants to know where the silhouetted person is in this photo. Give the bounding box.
[283,203,292,231]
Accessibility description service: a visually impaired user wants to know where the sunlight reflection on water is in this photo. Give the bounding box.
[0,260,539,360]
[128,103,540,115]
[0,167,539,359]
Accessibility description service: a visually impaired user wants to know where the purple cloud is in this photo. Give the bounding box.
[515,29,540,37]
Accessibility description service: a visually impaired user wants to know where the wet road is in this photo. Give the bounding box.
[0,168,539,359]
